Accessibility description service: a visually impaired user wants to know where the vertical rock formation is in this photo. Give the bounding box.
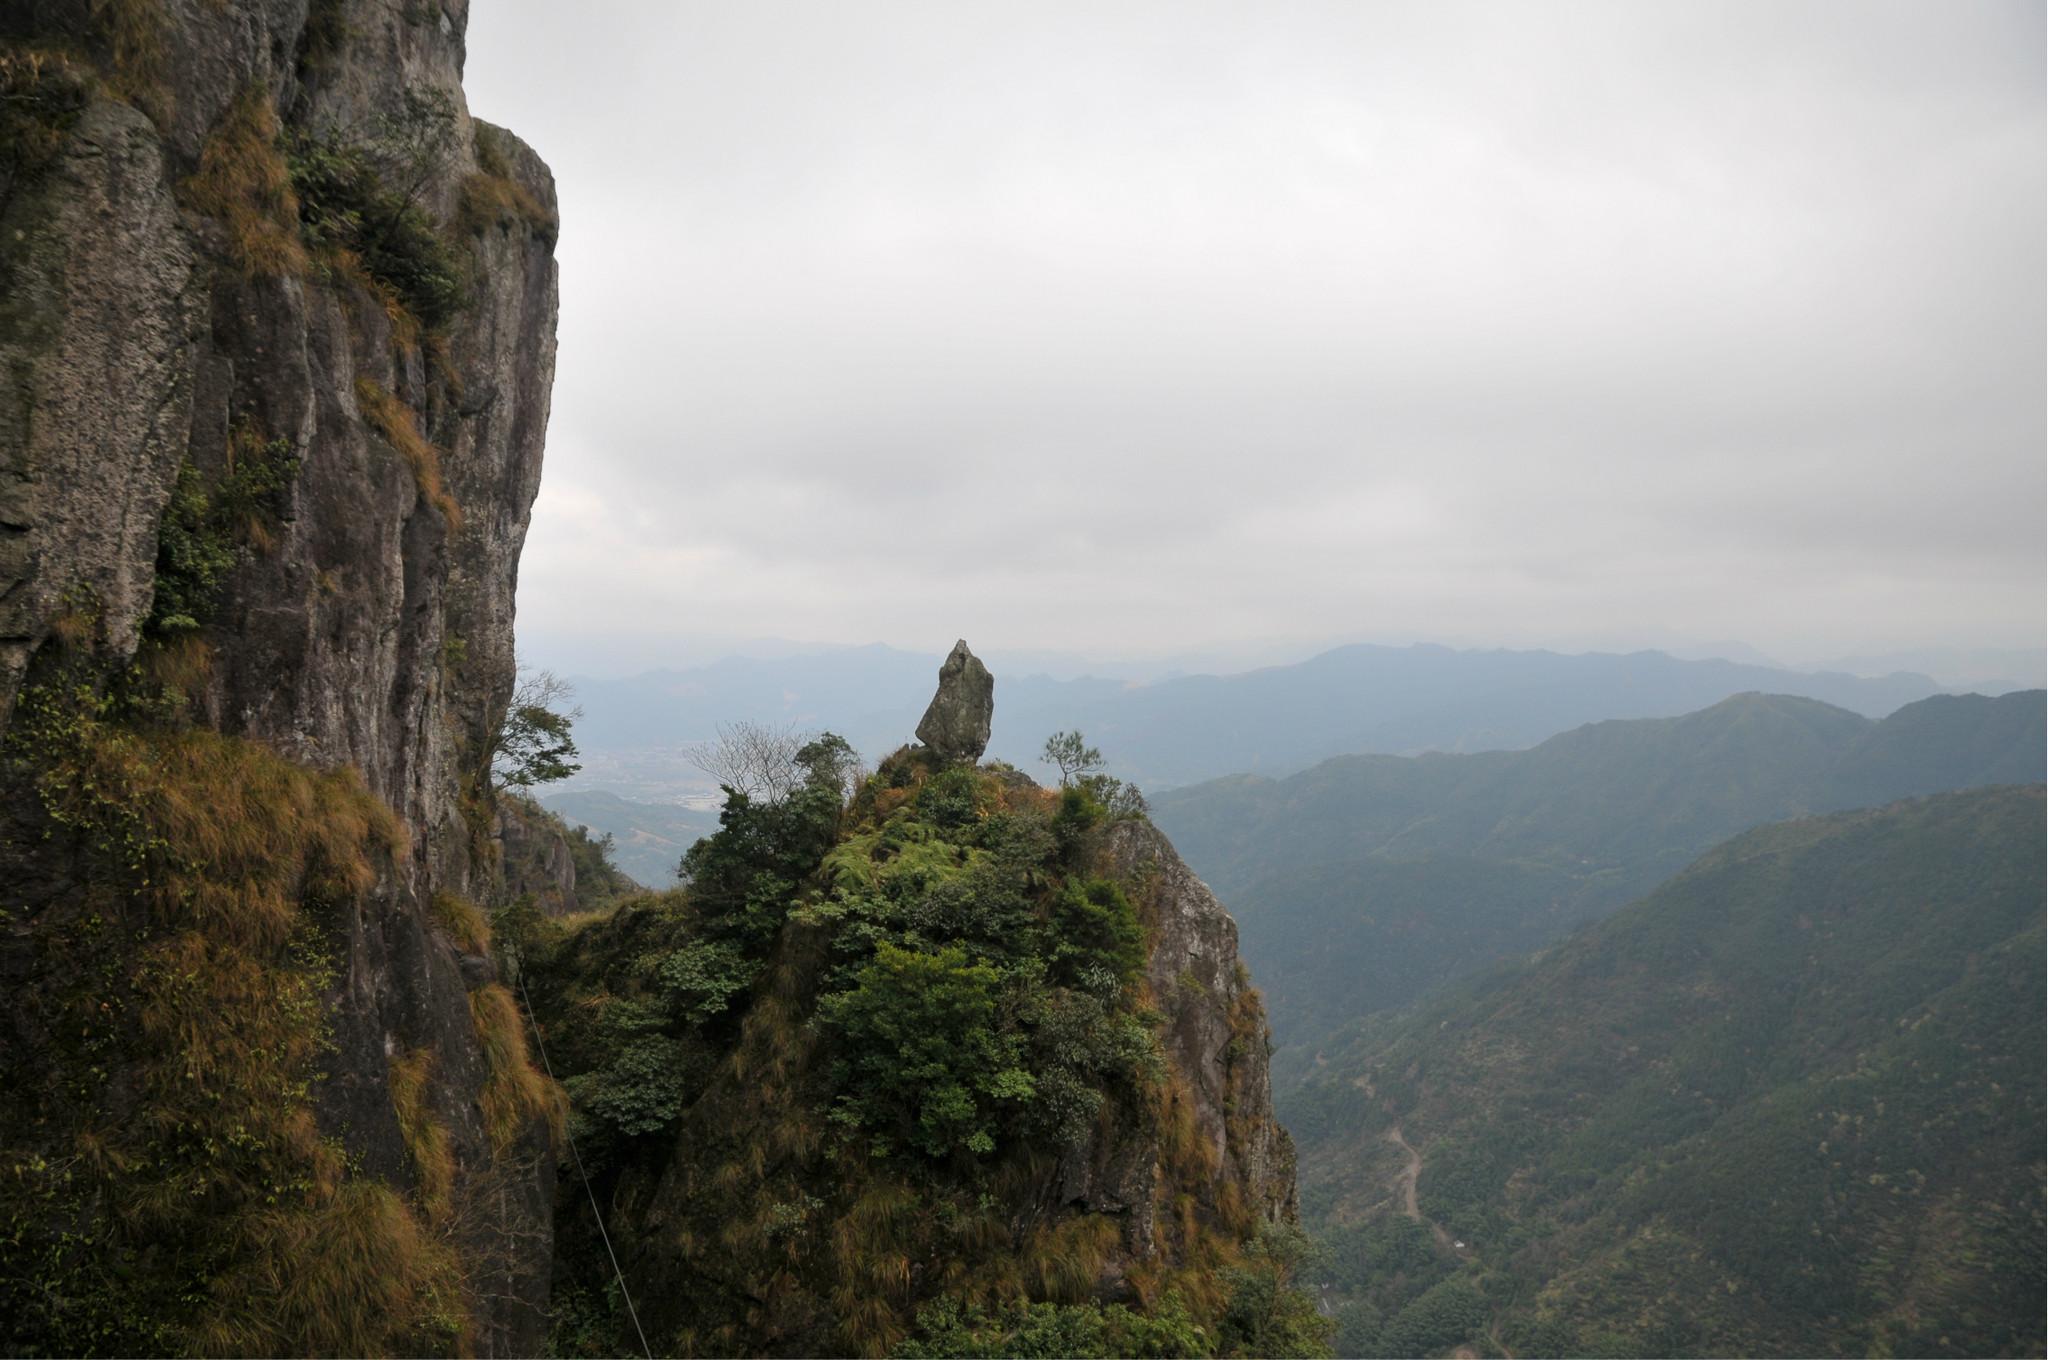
[914,637,995,762]
[0,2,560,1352]
[1090,818,1299,1230]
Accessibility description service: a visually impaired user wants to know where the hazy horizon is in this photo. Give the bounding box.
[517,628,2047,695]
[466,2,2044,673]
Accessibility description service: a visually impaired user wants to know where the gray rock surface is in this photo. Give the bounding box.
[0,98,202,727]
[0,3,560,1350]
[1073,819,1299,1244]
[497,795,579,917]
[914,637,995,762]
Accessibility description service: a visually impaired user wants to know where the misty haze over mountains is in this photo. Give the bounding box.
[550,638,2009,805]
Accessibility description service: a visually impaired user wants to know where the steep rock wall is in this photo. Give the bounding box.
[0,1,559,1352]
[1092,818,1298,1231]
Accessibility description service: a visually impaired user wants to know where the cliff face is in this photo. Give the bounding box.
[0,2,560,1353]
[1093,818,1297,1231]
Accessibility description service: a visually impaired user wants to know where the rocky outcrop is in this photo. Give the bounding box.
[564,699,1301,1352]
[0,93,196,715]
[0,3,559,1352]
[1096,818,1298,1225]
[497,794,579,917]
[1031,817,1297,1269]
[914,637,994,762]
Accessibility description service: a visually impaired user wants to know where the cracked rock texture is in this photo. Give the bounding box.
[1074,818,1299,1242]
[0,1,559,1349]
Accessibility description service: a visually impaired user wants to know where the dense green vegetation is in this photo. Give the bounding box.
[1151,690,2045,1071]
[1282,787,2045,1358]
[515,743,1325,1358]
[285,88,468,329]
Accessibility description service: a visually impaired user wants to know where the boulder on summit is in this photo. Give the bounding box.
[915,638,995,763]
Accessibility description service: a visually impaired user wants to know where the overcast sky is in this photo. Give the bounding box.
[464,1,2043,676]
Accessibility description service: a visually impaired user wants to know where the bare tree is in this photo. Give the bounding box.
[686,721,809,802]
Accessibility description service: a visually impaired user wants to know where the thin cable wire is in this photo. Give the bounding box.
[516,969,655,1360]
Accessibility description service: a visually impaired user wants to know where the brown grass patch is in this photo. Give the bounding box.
[389,1048,455,1222]
[429,890,492,954]
[354,376,461,527]
[1022,1214,1121,1304]
[193,1179,467,1356]
[92,0,169,113]
[455,125,558,244]
[3,680,459,1353]
[181,85,307,276]
[469,982,565,1152]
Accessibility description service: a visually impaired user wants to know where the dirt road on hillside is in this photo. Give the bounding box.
[1383,1125,1452,1250]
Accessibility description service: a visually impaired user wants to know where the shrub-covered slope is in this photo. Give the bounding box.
[518,747,1323,1358]
[1151,690,2045,1064]
[1287,786,2046,1358]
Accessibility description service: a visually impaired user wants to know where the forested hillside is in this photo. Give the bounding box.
[1284,787,2045,1359]
[1151,690,2044,1063]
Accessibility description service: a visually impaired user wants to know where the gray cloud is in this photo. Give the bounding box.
[464,0,2043,671]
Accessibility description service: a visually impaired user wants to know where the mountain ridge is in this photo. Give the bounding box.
[1149,689,2045,1069]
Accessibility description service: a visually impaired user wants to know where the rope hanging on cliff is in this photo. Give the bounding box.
[516,969,656,1360]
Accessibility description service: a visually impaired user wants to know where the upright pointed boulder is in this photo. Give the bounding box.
[915,639,995,763]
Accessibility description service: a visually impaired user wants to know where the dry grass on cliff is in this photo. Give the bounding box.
[193,1180,467,1357]
[355,376,462,527]
[390,1048,456,1223]
[430,889,493,954]
[454,125,557,244]
[469,981,566,1152]
[181,85,309,277]
[5,680,467,1353]
[90,0,170,114]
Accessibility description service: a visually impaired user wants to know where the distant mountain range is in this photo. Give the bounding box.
[1148,689,2045,1065]
[1287,786,2045,1359]
[561,641,1954,795]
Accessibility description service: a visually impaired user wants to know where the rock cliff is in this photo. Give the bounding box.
[0,2,560,1352]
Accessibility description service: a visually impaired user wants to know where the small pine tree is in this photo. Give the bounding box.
[1042,730,1103,787]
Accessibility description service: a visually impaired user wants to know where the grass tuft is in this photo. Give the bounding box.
[429,890,492,954]
[181,85,308,276]
[389,1048,455,1222]
[354,376,461,527]
[470,981,566,1152]
[457,128,556,244]
[195,1179,467,1357]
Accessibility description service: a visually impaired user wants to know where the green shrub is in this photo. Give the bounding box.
[566,1035,688,1139]
[289,127,466,330]
[1047,877,1146,995]
[655,936,755,1023]
[147,427,299,636]
[899,1293,1210,1358]
[819,942,1036,1158]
